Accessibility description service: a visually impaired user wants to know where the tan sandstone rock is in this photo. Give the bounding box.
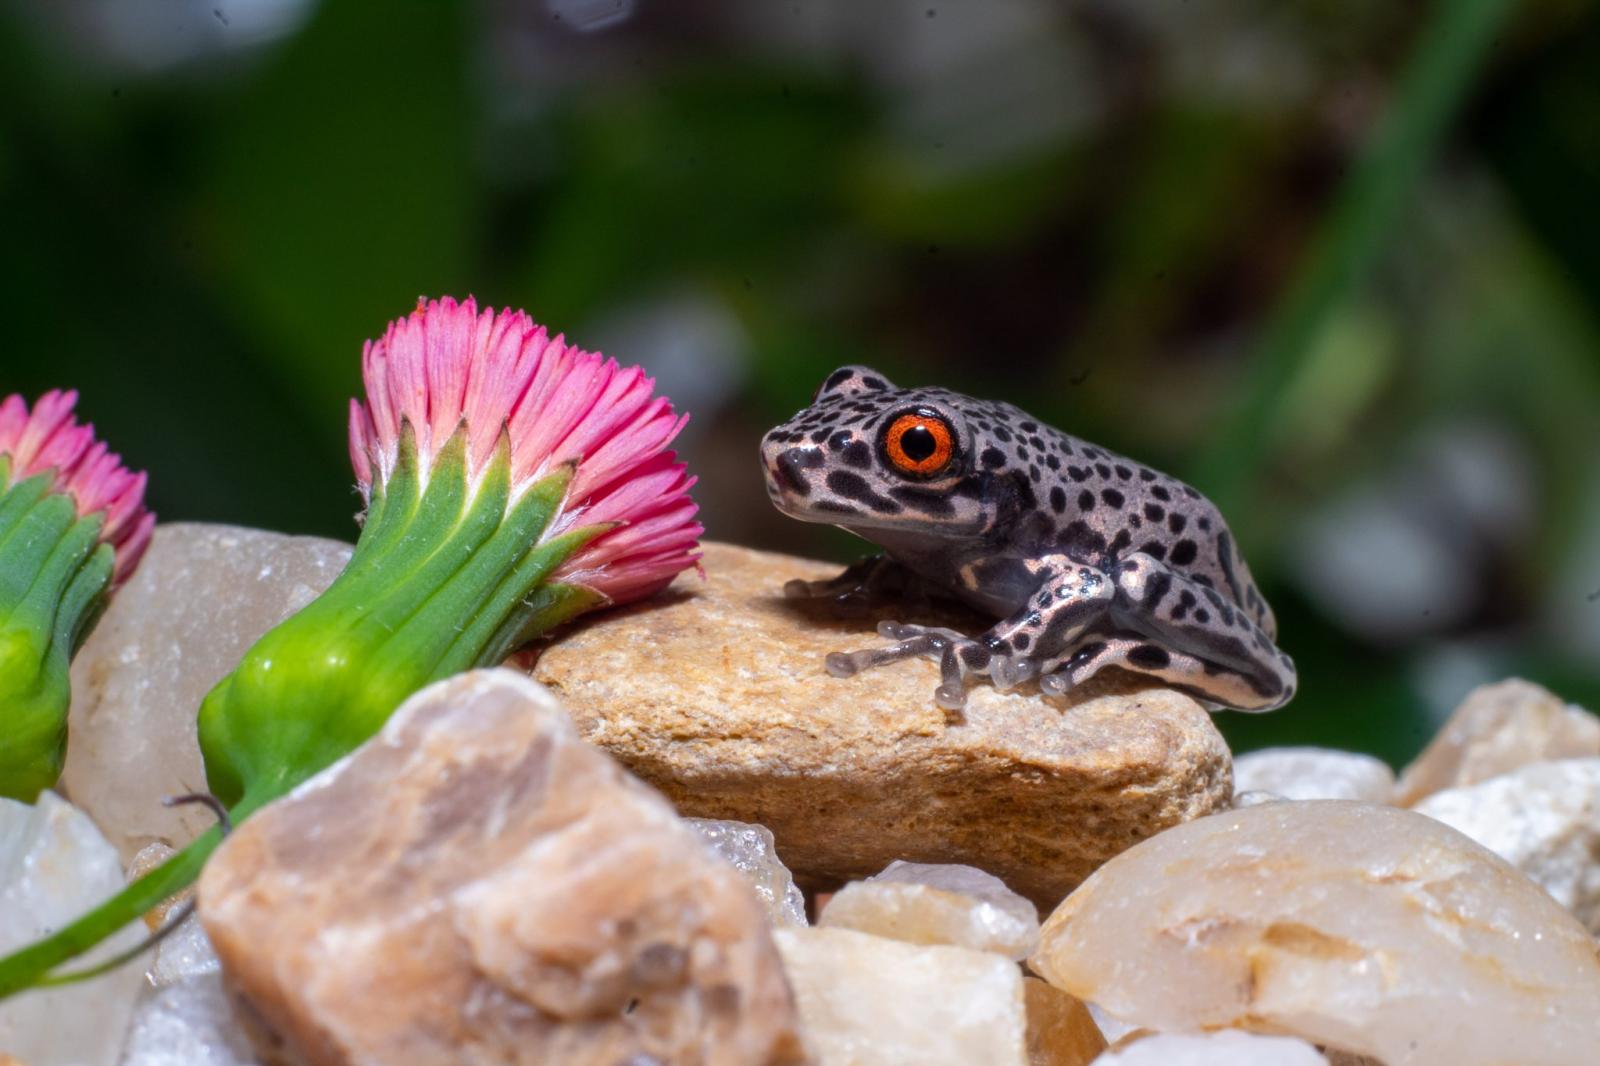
[64,523,352,861]
[530,542,1234,907]
[1031,801,1600,1066]
[1022,978,1105,1066]
[1393,678,1600,806]
[774,925,1028,1065]
[1321,1053,1385,1066]
[197,670,805,1066]
[1089,1030,1328,1065]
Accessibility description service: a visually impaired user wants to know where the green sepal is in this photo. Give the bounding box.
[0,476,78,611]
[198,428,597,809]
[0,475,116,803]
[60,545,116,655]
[470,540,611,666]
[1,422,626,998]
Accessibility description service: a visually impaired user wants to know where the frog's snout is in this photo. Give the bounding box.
[771,446,821,498]
[761,434,825,507]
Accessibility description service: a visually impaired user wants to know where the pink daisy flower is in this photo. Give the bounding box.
[0,389,154,585]
[346,296,702,606]
[0,299,704,996]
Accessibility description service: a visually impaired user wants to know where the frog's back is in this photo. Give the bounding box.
[960,394,1276,639]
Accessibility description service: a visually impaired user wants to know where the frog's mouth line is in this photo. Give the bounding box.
[763,474,821,523]
[764,464,851,527]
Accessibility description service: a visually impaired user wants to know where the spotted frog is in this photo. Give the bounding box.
[760,366,1296,712]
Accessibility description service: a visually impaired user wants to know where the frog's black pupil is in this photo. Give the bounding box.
[900,425,938,463]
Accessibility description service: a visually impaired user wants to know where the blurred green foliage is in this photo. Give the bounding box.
[3,0,1599,765]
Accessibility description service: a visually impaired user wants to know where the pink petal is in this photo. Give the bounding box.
[1,390,154,587]
[348,398,375,499]
[115,511,157,584]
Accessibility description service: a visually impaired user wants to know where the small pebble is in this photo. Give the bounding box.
[820,860,1038,959]
[1232,747,1394,803]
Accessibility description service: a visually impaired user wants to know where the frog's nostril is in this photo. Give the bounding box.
[774,448,819,497]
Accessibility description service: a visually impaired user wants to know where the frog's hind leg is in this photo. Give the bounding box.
[1039,633,1286,710]
[1099,552,1297,711]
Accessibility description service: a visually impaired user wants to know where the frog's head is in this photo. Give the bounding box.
[761,365,1003,541]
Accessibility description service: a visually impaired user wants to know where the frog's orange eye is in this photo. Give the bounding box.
[883,411,956,477]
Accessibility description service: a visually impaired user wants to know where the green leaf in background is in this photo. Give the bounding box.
[514,70,869,328]
[201,0,474,418]
[1196,0,1518,516]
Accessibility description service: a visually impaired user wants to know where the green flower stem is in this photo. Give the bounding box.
[1193,0,1516,515]
[0,829,219,999]
[0,421,609,997]
[0,464,115,802]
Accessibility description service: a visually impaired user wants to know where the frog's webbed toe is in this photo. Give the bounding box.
[987,652,1039,691]
[1038,669,1073,697]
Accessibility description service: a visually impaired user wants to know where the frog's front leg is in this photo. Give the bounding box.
[782,553,940,615]
[823,621,974,708]
[825,559,1115,711]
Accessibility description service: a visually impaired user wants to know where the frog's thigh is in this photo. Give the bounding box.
[1042,633,1284,710]
[1110,552,1296,709]
[979,558,1118,671]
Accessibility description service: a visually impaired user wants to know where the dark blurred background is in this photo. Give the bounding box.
[3,0,1598,764]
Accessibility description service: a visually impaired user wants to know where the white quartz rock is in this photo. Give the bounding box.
[1090,1030,1327,1065]
[1394,678,1600,805]
[686,818,808,927]
[0,792,144,1066]
[1232,747,1394,803]
[1085,1005,1140,1046]
[1031,800,1600,1066]
[1414,758,1600,932]
[118,975,259,1066]
[150,910,221,989]
[870,860,1037,917]
[820,860,1039,960]
[775,926,1029,1065]
[1230,790,1286,808]
[63,523,352,862]
[123,843,221,990]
